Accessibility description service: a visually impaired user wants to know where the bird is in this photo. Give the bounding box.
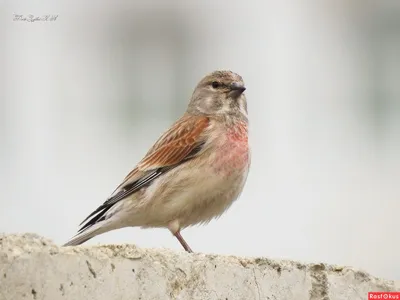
[63,70,250,253]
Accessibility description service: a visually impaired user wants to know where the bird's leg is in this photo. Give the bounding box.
[174,231,193,253]
[168,220,193,253]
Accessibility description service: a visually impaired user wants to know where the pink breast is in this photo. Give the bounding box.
[213,122,249,175]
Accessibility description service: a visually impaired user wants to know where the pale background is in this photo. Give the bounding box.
[1,0,399,280]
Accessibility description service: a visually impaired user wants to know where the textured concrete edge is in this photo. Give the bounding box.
[1,233,399,292]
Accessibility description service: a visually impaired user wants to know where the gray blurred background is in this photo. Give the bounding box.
[1,0,399,280]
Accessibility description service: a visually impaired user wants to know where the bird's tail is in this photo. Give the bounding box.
[62,221,112,247]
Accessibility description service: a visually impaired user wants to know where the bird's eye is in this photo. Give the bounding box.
[211,81,220,89]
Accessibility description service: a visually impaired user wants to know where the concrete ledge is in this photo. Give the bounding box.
[0,233,399,300]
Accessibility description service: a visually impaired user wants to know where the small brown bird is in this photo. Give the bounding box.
[63,70,250,252]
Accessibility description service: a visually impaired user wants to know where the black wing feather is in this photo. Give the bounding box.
[78,168,167,233]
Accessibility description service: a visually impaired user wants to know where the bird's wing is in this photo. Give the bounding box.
[77,115,210,232]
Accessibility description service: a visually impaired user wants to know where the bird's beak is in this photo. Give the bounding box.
[229,82,246,96]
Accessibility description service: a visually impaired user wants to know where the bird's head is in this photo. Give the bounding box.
[187,70,247,121]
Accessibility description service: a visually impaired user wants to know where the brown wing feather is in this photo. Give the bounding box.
[116,115,209,190]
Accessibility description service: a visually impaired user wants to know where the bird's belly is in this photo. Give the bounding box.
[139,154,248,228]
[179,168,248,227]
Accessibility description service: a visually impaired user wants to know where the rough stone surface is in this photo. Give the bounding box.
[0,233,398,300]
